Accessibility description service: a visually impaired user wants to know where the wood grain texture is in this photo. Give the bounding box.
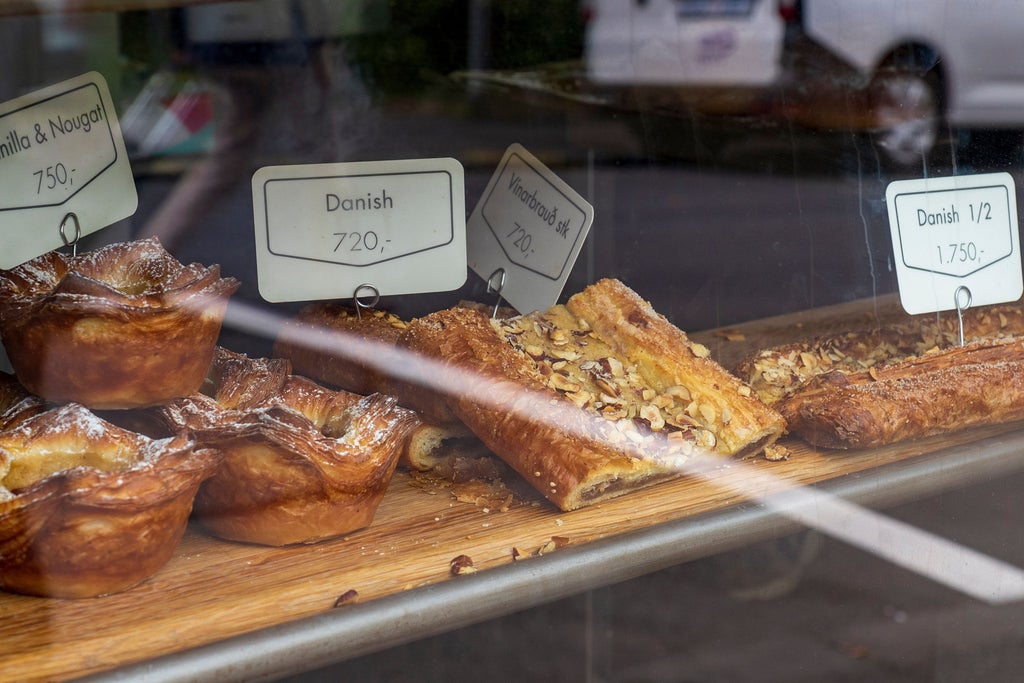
[5,424,1019,681]
[1,295,1014,681]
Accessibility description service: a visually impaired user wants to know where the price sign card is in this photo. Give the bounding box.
[467,144,594,314]
[253,158,466,303]
[886,172,1022,315]
[0,72,137,268]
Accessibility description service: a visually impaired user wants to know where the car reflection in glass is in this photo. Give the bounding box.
[583,0,1024,170]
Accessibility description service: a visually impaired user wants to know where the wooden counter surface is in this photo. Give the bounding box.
[3,295,1022,682]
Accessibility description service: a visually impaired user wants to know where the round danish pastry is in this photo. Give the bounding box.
[161,351,419,546]
[0,238,239,409]
[0,404,221,598]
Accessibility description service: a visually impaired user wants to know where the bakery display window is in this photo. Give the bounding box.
[4,1,1024,681]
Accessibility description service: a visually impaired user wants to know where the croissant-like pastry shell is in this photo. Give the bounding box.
[0,371,47,431]
[0,238,239,409]
[161,351,419,546]
[0,404,221,598]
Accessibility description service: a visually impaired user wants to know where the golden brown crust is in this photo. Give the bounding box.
[273,303,408,397]
[0,372,47,432]
[399,279,786,511]
[161,352,418,545]
[777,337,1024,449]
[205,347,292,410]
[565,278,786,457]
[0,238,239,409]
[225,336,475,479]
[736,302,1024,449]
[0,404,220,598]
[401,307,621,511]
[737,302,1024,406]
[189,393,416,546]
[389,317,469,425]
[274,302,480,424]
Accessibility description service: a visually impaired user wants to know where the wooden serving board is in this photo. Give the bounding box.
[0,296,1016,682]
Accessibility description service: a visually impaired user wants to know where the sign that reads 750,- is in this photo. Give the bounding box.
[0,71,137,268]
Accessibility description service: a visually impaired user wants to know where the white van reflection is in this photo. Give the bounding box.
[785,0,1024,168]
[583,0,784,89]
[584,0,1024,169]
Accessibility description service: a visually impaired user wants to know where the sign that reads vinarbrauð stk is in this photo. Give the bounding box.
[467,144,594,314]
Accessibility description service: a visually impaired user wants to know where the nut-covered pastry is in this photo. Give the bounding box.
[0,238,239,409]
[776,336,1024,449]
[734,303,1024,449]
[0,404,220,598]
[398,279,786,511]
[274,303,409,397]
[161,350,419,546]
[737,302,1024,406]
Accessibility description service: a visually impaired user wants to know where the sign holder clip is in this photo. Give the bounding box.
[59,212,81,257]
[353,283,380,320]
[486,268,506,319]
[955,285,972,346]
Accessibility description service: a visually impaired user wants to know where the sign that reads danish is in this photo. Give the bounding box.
[252,158,467,302]
[0,71,137,269]
[886,172,1022,315]
[467,143,594,314]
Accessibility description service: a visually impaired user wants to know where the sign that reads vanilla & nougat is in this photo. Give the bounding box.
[0,72,137,268]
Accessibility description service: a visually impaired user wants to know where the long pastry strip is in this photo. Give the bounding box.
[737,303,1024,406]
[777,337,1024,449]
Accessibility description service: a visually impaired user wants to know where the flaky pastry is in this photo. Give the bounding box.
[0,404,220,598]
[735,303,1024,448]
[776,337,1024,449]
[0,238,239,409]
[274,303,409,397]
[161,350,418,545]
[273,304,491,470]
[398,279,786,510]
[0,371,46,432]
[737,302,1024,406]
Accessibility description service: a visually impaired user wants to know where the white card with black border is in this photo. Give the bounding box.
[886,172,1022,315]
[0,71,137,269]
[467,143,594,314]
[252,158,466,303]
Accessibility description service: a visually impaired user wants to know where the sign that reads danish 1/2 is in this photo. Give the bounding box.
[886,172,1022,315]
[0,71,137,268]
[467,143,594,314]
[252,158,466,303]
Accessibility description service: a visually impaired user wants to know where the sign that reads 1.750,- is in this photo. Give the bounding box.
[886,172,1022,315]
